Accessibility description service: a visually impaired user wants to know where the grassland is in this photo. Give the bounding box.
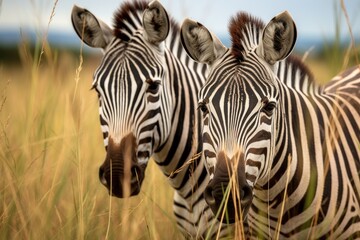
[0,44,183,239]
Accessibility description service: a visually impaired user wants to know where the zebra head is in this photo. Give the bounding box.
[71,1,172,198]
[181,12,296,222]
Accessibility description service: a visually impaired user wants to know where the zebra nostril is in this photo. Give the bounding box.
[240,184,252,207]
[204,185,216,206]
[99,167,108,186]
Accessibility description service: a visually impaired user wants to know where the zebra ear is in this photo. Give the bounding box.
[71,5,113,49]
[142,0,170,44]
[257,11,297,65]
[180,18,226,65]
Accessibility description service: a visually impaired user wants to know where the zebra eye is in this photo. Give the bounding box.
[146,78,161,94]
[198,102,209,114]
[262,98,276,114]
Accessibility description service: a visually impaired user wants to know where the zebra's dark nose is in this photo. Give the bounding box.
[99,133,146,198]
[240,184,252,209]
[204,181,252,224]
[204,151,253,223]
[98,164,142,185]
[99,163,144,197]
[204,181,238,223]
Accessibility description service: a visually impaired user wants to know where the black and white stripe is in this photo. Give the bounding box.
[73,1,232,239]
[181,11,360,239]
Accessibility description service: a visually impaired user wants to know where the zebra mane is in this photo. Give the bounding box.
[278,55,317,92]
[229,12,265,61]
[112,1,179,42]
[229,12,316,91]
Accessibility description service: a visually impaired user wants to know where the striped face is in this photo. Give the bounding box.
[180,11,296,222]
[199,51,280,221]
[71,1,172,198]
[199,51,280,186]
[94,36,172,197]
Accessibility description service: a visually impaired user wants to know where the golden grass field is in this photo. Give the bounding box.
[0,41,357,240]
[0,45,185,239]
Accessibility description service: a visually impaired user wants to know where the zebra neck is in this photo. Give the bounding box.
[255,69,318,204]
[276,55,319,94]
[269,55,320,172]
[152,33,208,198]
[253,92,295,214]
[264,56,320,185]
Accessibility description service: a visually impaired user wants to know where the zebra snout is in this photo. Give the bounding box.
[98,133,146,198]
[204,180,252,224]
[204,151,253,223]
[98,163,144,198]
[204,182,236,223]
[239,183,252,217]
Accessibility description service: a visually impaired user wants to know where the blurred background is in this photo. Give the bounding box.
[1,0,360,49]
[0,0,359,239]
[1,0,359,78]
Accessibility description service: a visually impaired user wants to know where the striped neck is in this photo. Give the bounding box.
[252,55,319,217]
[150,27,208,197]
[262,57,316,179]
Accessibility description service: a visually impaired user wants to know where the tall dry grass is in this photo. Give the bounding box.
[0,39,181,239]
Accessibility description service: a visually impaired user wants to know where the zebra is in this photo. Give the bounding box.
[180,10,360,239]
[71,1,232,239]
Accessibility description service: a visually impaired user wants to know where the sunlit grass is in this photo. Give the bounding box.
[0,41,181,239]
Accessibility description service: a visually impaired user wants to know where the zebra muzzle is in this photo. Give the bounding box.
[204,151,253,223]
[99,133,146,198]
